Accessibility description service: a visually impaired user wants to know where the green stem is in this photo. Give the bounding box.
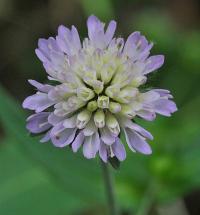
[100,159,119,215]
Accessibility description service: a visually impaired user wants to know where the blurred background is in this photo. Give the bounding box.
[0,0,200,214]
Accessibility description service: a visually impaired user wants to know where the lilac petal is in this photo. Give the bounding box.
[122,118,153,140]
[83,132,100,159]
[144,55,164,74]
[72,132,84,152]
[51,128,77,147]
[49,51,66,72]
[87,15,101,40]
[48,113,64,126]
[112,138,126,161]
[26,112,51,134]
[153,99,177,116]
[50,122,66,136]
[123,32,141,57]
[105,20,117,45]
[28,80,53,93]
[71,26,81,51]
[152,89,173,99]
[36,37,60,63]
[35,48,49,63]
[82,120,97,136]
[57,25,81,56]
[136,109,156,121]
[87,15,106,48]
[131,123,153,140]
[22,92,55,113]
[63,115,77,128]
[56,26,70,55]
[140,91,160,103]
[124,128,152,154]
[99,142,108,162]
[100,127,115,145]
[40,130,51,143]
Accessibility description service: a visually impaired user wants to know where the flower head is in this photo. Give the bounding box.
[23,15,177,162]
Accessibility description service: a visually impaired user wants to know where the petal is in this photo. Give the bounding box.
[153,99,177,116]
[82,120,97,136]
[57,25,81,56]
[51,128,77,147]
[124,128,152,154]
[40,130,51,143]
[48,113,64,126]
[100,127,115,145]
[23,92,54,113]
[105,20,116,45]
[99,142,108,162]
[144,55,164,74]
[87,15,102,40]
[136,109,156,121]
[72,132,84,152]
[83,132,100,159]
[139,91,160,103]
[71,26,81,51]
[63,115,77,128]
[26,112,51,133]
[121,118,153,140]
[112,138,126,161]
[28,80,53,93]
[35,48,49,63]
[152,89,171,98]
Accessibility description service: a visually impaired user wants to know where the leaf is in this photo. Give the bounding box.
[0,85,105,214]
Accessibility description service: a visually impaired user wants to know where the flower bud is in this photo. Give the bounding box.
[120,105,136,119]
[87,100,98,112]
[109,102,121,113]
[63,96,84,111]
[76,110,91,129]
[131,76,147,87]
[97,96,109,109]
[116,87,138,103]
[106,113,120,136]
[105,85,120,99]
[77,87,95,101]
[94,109,105,128]
[100,66,114,84]
[92,80,104,94]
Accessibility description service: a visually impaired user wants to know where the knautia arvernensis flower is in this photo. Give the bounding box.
[23,15,177,162]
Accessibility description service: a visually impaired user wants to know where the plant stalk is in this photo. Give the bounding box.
[100,159,119,215]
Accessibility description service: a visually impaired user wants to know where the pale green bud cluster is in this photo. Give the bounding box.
[71,43,147,131]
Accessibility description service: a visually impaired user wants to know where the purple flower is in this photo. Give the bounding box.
[23,15,177,162]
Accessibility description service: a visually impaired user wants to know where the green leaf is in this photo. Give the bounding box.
[0,85,105,214]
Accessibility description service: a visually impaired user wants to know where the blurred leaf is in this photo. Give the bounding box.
[0,85,105,214]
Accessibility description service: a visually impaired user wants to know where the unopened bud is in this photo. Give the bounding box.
[109,102,121,113]
[94,109,105,128]
[92,80,104,94]
[131,76,147,87]
[97,96,109,109]
[120,105,136,119]
[76,110,91,129]
[87,100,98,112]
[105,85,120,99]
[106,113,120,136]
[77,87,95,101]
[116,87,138,103]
